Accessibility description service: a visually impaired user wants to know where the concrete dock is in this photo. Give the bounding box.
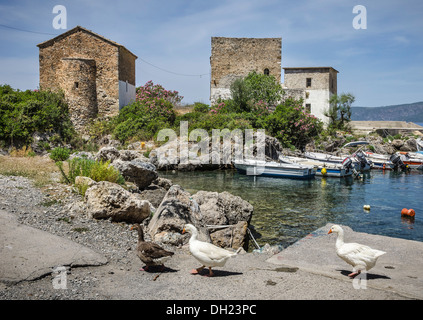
[267,223,423,299]
[1,209,422,300]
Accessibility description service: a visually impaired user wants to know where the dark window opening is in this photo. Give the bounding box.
[74,82,79,89]
[305,104,311,113]
[306,78,312,88]
[264,68,270,76]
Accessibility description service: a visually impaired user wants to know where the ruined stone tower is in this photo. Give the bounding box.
[37,26,137,131]
[210,37,282,104]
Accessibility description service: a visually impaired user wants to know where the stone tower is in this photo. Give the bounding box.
[210,37,282,104]
[37,26,137,132]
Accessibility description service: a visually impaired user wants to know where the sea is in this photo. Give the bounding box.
[160,169,423,250]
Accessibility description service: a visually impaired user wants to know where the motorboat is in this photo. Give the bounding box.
[234,159,316,180]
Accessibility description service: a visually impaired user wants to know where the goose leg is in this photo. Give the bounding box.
[348,270,361,278]
[190,266,205,275]
[206,267,214,277]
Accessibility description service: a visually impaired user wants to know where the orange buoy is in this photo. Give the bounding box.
[401,208,415,217]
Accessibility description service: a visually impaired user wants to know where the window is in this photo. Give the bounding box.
[305,92,310,99]
[126,80,128,92]
[264,68,270,76]
[74,82,79,89]
[306,78,312,88]
[305,104,311,113]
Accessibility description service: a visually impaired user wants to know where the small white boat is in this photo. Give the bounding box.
[279,155,354,178]
[305,141,373,172]
[398,152,423,170]
[234,159,316,180]
[364,152,395,170]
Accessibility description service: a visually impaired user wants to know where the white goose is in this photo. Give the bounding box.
[182,224,241,277]
[328,225,386,278]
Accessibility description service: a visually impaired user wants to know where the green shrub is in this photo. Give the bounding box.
[57,157,125,185]
[193,102,210,113]
[262,98,323,149]
[50,147,71,162]
[0,84,75,148]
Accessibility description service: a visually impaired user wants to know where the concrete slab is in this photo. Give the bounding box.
[267,223,423,299]
[0,210,107,284]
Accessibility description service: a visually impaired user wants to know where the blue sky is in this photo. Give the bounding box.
[0,0,422,107]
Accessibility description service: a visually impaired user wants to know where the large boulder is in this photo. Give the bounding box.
[391,139,404,150]
[192,191,253,226]
[95,146,120,163]
[147,185,253,249]
[112,159,158,189]
[147,185,210,246]
[192,191,253,249]
[84,181,152,223]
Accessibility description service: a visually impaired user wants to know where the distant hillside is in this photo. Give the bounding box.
[351,102,423,122]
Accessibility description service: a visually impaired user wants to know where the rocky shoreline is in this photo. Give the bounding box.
[0,174,412,300]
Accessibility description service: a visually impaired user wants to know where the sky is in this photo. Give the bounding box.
[0,0,422,107]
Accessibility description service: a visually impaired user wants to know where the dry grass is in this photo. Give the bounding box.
[174,105,194,115]
[0,155,61,187]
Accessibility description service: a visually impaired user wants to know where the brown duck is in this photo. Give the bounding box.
[130,224,174,271]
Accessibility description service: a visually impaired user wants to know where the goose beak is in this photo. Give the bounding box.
[130,226,134,230]
[182,228,186,234]
[328,229,332,234]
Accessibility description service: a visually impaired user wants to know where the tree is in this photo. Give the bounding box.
[229,71,284,113]
[325,93,355,131]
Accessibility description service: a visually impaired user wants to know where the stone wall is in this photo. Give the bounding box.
[38,26,137,132]
[118,47,136,86]
[283,67,338,124]
[283,67,337,93]
[59,58,98,131]
[38,29,121,119]
[210,37,282,104]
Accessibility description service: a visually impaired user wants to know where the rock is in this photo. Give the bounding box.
[403,138,417,152]
[118,149,148,162]
[192,190,253,249]
[69,151,95,161]
[84,181,151,223]
[209,221,249,250]
[391,139,404,150]
[151,177,173,191]
[97,134,121,149]
[192,191,253,226]
[74,176,97,189]
[95,146,120,163]
[138,187,168,208]
[112,159,158,189]
[147,185,209,246]
[265,135,283,160]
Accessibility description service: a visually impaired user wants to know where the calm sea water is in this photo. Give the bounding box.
[160,169,423,249]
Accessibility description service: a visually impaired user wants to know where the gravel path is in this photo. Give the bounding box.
[0,175,410,300]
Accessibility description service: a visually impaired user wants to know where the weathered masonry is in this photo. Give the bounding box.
[210,37,282,104]
[37,26,137,131]
[209,36,338,123]
[283,67,338,124]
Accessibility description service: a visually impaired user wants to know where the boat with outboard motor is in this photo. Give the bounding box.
[234,158,316,180]
[278,155,356,178]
